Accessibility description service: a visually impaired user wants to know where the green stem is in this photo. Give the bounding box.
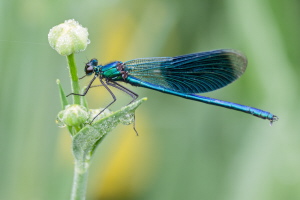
[67,53,81,105]
[70,161,89,200]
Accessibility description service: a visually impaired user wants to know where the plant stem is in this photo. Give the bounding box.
[67,53,81,105]
[70,161,89,200]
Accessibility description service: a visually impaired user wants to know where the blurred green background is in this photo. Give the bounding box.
[0,0,299,199]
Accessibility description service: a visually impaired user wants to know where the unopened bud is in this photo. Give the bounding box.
[57,104,89,127]
[48,19,90,56]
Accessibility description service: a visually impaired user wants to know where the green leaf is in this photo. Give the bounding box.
[72,97,147,169]
[56,79,74,134]
[56,79,69,109]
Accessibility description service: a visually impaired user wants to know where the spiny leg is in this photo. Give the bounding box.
[90,85,103,88]
[106,81,139,135]
[66,75,97,97]
[106,81,138,104]
[132,114,138,136]
[91,78,117,123]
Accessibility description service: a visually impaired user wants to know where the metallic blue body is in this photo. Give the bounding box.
[126,76,274,120]
[87,49,278,123]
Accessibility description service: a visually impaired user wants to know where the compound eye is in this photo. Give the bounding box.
[85,63,94,75]
[90,59,98,66]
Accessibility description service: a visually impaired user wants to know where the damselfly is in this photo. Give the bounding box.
[67,49,278,124]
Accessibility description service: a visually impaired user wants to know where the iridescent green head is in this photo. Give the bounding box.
[85,59,98,75]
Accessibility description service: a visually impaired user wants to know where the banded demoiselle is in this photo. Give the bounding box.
[68,49,278,124]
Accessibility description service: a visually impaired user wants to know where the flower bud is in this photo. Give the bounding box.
[57,104,89,127]
[89,108,112,122]
[48,19,90,56]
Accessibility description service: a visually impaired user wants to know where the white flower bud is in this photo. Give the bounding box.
[57,104,89,126]
[48,19,90,56]
[89,108,112,122]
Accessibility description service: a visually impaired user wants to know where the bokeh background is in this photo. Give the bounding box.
[0,0,299,199]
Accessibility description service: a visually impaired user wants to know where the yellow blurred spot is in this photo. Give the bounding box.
[89,122,157,199]
[95,11,136,62]
[55,129,73,167]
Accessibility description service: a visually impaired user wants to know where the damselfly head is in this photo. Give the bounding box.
[89,58,98,66]
[85,59,98,75]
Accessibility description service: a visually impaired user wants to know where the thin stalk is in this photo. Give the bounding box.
[70,161,89,200]
[67,53,81,105]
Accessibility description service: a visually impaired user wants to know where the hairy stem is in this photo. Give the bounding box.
[70,161,89,200]
[67,53,81,105]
